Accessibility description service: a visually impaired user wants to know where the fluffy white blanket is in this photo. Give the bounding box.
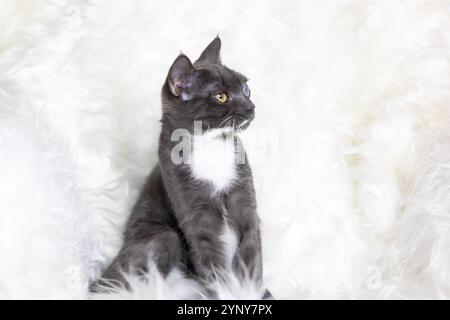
[1,0,450,299]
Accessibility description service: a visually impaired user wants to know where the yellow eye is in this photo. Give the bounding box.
[215,92,228,104]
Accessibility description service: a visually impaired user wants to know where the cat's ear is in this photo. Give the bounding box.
[167,54,195,97]
[196,36,221,65]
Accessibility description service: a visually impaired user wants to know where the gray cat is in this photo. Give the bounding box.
[90,37,267,298]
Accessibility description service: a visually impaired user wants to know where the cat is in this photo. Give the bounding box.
[90,37,267,298]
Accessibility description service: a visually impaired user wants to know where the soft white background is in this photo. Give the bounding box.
[1,0,450,299]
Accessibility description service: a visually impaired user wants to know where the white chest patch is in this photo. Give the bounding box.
[190,130,237,192]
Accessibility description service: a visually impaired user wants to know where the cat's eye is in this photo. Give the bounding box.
[243,83,250,97]
[215,92,228,104]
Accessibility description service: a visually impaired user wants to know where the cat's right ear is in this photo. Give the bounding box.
[196,36,221,65]
[167,54,195,97]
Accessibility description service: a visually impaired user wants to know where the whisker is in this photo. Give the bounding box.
[218,116,231,128]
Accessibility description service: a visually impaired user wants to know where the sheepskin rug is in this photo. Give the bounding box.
[1,0,450,299]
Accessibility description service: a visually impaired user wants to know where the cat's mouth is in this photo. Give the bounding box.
[233,112,254,132]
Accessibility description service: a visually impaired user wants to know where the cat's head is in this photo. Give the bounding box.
[162,37,255,134]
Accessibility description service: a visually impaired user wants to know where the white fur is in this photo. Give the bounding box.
[191,130,237,192]
[1,0,450,299]
[221,218,238,269]
[90,265,205,300]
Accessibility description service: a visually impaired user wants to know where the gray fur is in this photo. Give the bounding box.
[90,37,267,298]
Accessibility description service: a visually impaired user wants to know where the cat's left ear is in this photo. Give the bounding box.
[167,54,195,98]
[196,36,221,65]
